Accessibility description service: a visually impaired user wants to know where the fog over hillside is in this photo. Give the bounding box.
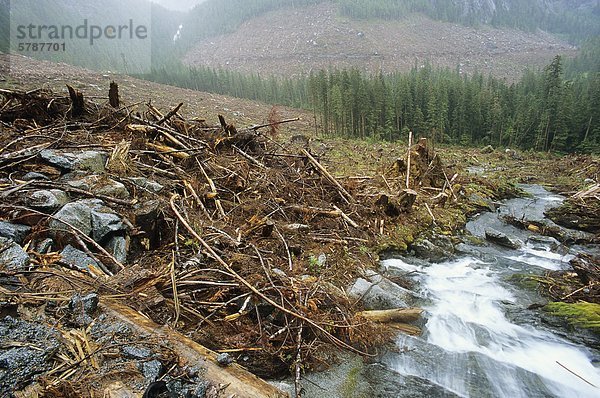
[151,0,205,12]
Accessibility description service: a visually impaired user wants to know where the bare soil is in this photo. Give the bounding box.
[1,54,315,134]
[184,2,578,81]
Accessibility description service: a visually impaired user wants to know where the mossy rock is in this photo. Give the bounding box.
[506,274,543,291]
[544,302,600,333]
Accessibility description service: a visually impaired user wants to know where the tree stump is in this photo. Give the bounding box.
[66,84,85,117]
[109,81,120,108]
[398,189,418,211]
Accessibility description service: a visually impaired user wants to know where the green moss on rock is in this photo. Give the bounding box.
[544,302,600,332]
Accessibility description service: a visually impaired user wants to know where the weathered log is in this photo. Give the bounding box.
[290,205,342,218]
[302,149,355,204]
[146,142,190,159]
[103,300,289,398]
[357,308,423,323]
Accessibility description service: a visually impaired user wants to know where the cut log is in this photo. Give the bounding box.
[146,142,190,160]
[290,205,342,218]
[302,149,355,204]
[103,300,289,398]
[357,308,423,323]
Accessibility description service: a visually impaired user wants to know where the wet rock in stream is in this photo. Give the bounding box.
[485,228,522,249]
[411,234,455,262]
[348,270,417,310]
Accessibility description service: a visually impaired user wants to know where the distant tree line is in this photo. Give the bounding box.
[142,41,600,154]
[305,55,600,153]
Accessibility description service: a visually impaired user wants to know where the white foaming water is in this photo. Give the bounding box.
[382,257,600,397]
[507,243,574,271]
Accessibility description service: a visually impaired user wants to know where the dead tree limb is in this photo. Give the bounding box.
[301,149,355,204]
[157,102,184,125]
[169,195,372,357]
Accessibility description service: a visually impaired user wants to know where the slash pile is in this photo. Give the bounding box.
[0,84,450,395]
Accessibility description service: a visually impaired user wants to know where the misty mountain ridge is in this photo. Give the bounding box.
[3,0,599,78]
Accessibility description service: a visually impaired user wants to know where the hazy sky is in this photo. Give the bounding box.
[152,0,205,12]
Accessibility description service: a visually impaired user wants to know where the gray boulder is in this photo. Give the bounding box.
[27,189,70,212]
[0,221,31,244]
[0,317,61,397]
[66,175,129,199]
[140,360,164,381]
[49,199,101,237]
[60,245,101,273]
[122,345,152,360]
[348,271,416,310]
[39,149,77,170]
[74,151,108,173]
[91,211,125,242]
[39,150,108,173]
[127,177,164,193]
[22,172,50,181]
[412,237,453,262]
[68,293,99,327]
[105,236,128,264]
[49,199,127,244]
[0,237,30,271]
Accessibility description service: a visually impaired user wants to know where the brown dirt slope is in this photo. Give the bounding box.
[1,54,314,133]
[184,2,577,80]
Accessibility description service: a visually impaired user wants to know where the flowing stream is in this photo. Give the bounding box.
[380,185,600,398]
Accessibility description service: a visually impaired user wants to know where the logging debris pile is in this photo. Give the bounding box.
[0,85,453,396]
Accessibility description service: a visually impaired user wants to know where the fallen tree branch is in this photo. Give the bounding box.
[302,149,355,205]
[169,194,372,357]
